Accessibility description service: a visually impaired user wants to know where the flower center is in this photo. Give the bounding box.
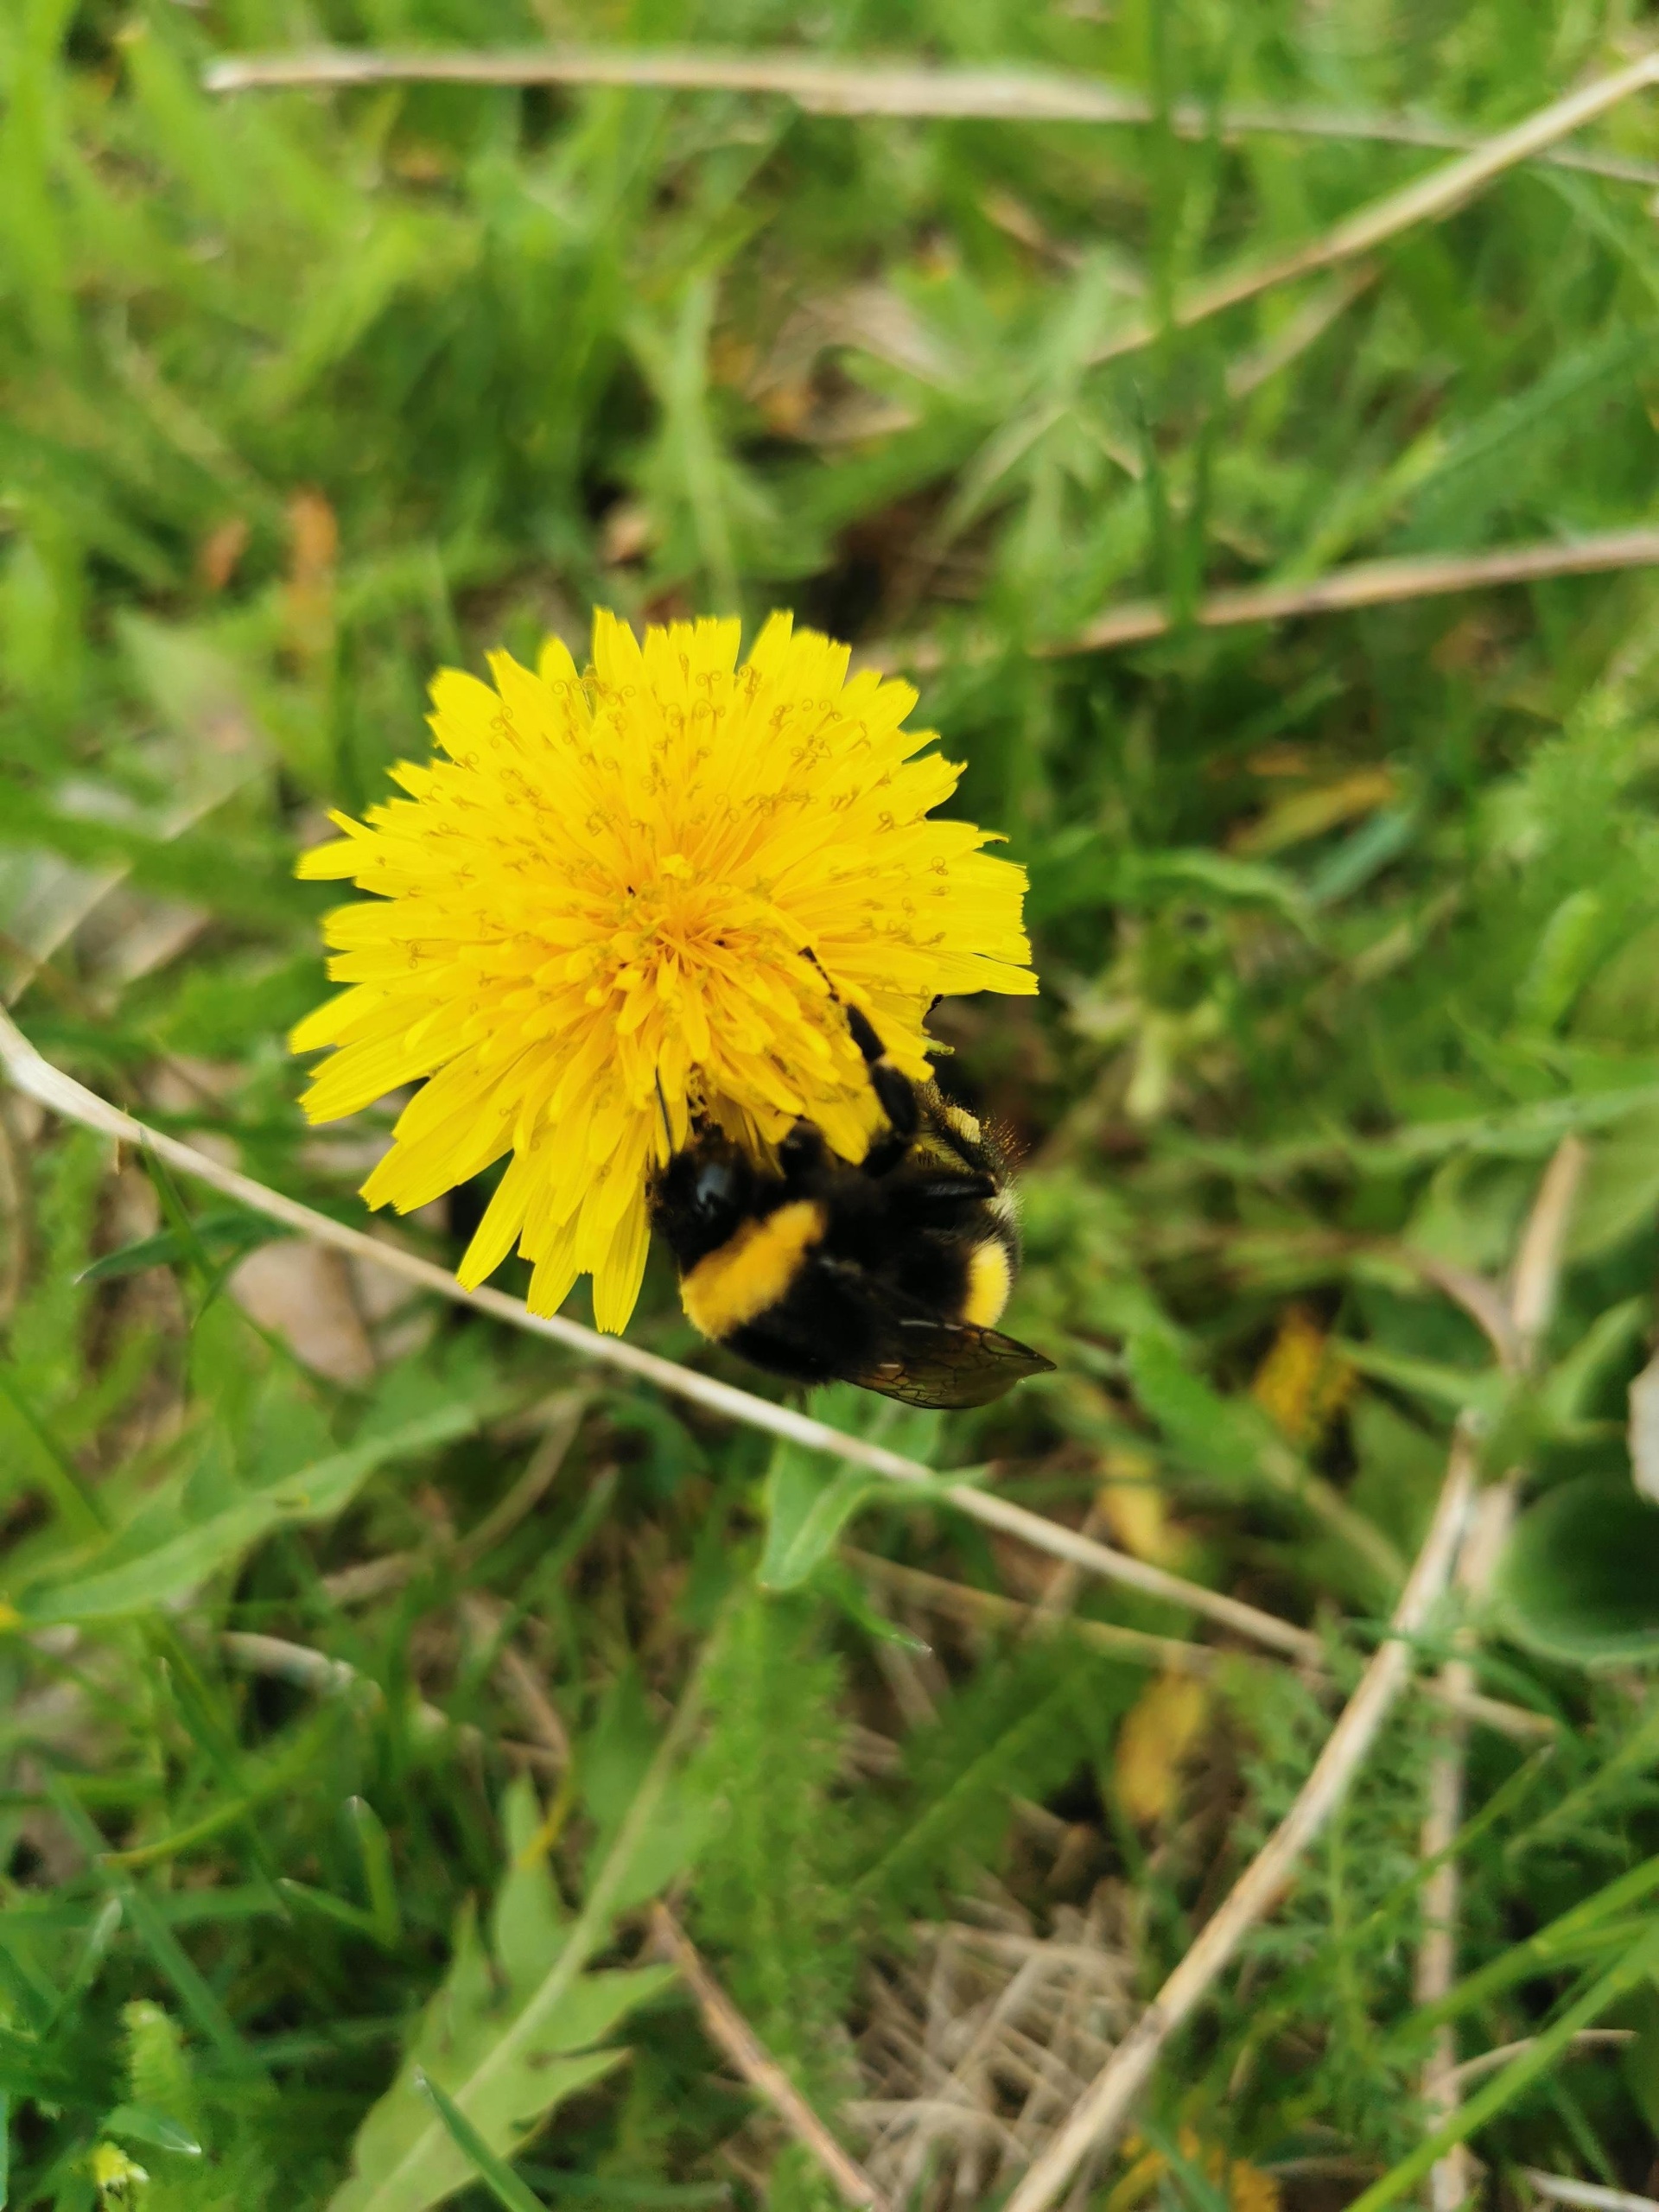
[582,859,782,1013]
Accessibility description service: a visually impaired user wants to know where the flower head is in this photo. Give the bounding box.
[292,610,1036,1332]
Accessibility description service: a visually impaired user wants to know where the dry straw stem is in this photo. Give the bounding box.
[200,43,1659,187]
[648,1902,891,2211]
[1055,530,1659,657]
[1416,1137,1586,2212]
[848,1548,1553,1744]
[0,1006,1314,1663]
[1451,2030,1632,2090]
[1523,2176,1659,2212]
[1084,46,1659,365]
[1007,1138,1586,2212]
[217,1629,562,1772]
[1001,1427,1480,2212]
[849,1546,1221,1678]
[1414,1482,1511,2212]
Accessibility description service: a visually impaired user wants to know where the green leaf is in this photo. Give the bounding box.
[1516,887,1608,1031]
[759,1447,879,1591]
[1569,1105,1659,1261]
[579,1672,709,1915]
[1621,1985,1659,2137]
[413,2072,549,2212]
[759,1383,944,1590]
[814,1559,932,1651]
[1495,1476,1659,1666]
[19,1402,478,1624]
[1536,1297,1650,1436]
[76,1212,283,1285]
[1127,846,1313,926]
[325,1709,699,2212]
[100,2103,202,2158]
[1330,1338,1506,1419]
[1126,1327,1277,1489]
[347,1796,404,1948]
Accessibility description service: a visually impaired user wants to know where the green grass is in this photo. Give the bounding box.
[7,0,1659,2206]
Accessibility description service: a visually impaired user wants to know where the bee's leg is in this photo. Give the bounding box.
[907,1173,998,1211]
[798,944,917,1150]
[842,1001,918,1140]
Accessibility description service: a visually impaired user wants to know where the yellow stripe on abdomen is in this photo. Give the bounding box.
[681,1201,826,1339]
[961,1238,1012,1327]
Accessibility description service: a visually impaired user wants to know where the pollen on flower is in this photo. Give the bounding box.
[290,609,1037,1334]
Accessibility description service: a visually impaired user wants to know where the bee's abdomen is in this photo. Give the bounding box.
[960,1236,1012,1326]
[680,1199,827,1339]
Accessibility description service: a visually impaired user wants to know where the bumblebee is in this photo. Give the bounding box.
[648,998,1054,1409]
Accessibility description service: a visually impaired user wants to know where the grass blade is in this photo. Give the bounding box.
[413,2073,549,2212]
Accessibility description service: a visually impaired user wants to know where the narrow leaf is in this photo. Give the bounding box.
[413,2073,550,2212]
[77,1212,281,1284]
[20,1402,477,1624]
[101,2103,203,2158]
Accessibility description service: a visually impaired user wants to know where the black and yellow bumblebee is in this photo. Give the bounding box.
[648,995,1054,1409]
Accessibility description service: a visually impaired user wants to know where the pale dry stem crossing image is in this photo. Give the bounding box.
[5,6,1659,2212]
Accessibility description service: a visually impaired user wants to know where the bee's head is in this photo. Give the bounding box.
[648,1134,755,1267]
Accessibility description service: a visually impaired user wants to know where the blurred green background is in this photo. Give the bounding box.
[9,2,1659,2208]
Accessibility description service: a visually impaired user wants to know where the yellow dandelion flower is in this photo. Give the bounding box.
[291,610,1036,1333]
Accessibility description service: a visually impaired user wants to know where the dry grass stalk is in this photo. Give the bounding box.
[1084,49,1659,365]
[0,1005,1321,1663]
[1001,1427,1479,2212]
[459,1595,572,1767]
[852,1888,1139,2209]
[1451,2031,1631,2090]
[847,1548,1220,1679]
[200,44,1659,187]
[1417,1138,1586,2210]
[1056,528,1659,656]
[217,1629,562,1773]
[867,526,1659,679]
[648,1903,890,2210]
[848,1548,1554,1743]
[1522,2174,1659,2212]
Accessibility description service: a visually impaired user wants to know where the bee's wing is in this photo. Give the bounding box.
[839,1306,1056,1410]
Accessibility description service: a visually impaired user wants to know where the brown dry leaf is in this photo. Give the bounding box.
[1250,1303,1354,1447]
[388,143,452,183]
[1230,765,1396,857]
[1096,1446,1188,1568]
[229,1242,375,1386]
[1430,611,1506,673]
[600,501,654,566]
[708,331,758,389]
[1243,741,1317,778]
[1113,2128,1281,2212]
[197,516,250,593]
[756,377,816,436]
[1113,1671,1211,1827]
[284,487,337,660]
